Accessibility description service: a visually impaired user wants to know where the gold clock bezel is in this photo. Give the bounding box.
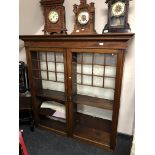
[111,1,125,17]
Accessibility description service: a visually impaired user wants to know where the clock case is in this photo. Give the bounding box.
[72,0,97,35]
[40,0,67,35]
[103,0,131,33]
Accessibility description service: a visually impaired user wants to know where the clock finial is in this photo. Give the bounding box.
[80,0,87,5]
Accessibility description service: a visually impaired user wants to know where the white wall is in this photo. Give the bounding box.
[19,0,44,55]
[19,0,135,135]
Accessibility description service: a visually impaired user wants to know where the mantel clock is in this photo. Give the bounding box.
[103,0,131,33]
[40,0,67,35]
[72,0,97,35]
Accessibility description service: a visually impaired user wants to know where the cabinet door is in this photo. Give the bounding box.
[67,48,120,150]
[28,48,69,135]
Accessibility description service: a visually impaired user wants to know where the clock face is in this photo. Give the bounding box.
[111,1,125,17]
[48,11,59,23]
[78,11,90,25]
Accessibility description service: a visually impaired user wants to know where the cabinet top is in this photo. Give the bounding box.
[19,33,134,42]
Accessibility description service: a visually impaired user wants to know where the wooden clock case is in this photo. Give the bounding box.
[40,0,67,35]
[72,0,97,35]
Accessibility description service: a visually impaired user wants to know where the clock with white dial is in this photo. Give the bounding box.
[111,1,125,17]
[103,0,131,33]
[48,11,59,23]
[78,11,90,25]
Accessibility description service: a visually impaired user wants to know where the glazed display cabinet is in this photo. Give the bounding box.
[20,33,134,150]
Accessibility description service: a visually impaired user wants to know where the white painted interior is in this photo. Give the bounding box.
[19,0,135,135]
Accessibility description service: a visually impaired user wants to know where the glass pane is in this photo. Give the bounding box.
[57,73,64,82]
[77,104,112,120]
[105,54,117,66]
[56,63,64,72]
[47,52,54,61]
[77,64,81,73]
[56,53,64,62]
[42,80,64,92]
[77,53,82,63]
[110,16,125,26]
[93,76,103,87]
[104,78,115,88]
[48,62,55,71]
[83,53,92,63]
[105,66,116,77]
[83,65,92,75]
[94,53,104,65]
[40,62,47,70]
[41,71,47,79]
[31,51,38,59]
[77,74,81,84]
[77,85,114,100]
[39,52,46,61]
[93,65,104,76]
[48,72,55,81]
[83,75,92,85]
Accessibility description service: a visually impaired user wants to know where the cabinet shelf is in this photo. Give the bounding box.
[73,94,113,110]
[72,61,116,67]
[74,113,111,149]
[39,117,66,135]
[36,89,66,103]
[74,125,111,149]
[32,59,64,64]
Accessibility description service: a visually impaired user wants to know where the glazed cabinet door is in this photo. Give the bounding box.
[27,47,69,135]
[67,48,123,150]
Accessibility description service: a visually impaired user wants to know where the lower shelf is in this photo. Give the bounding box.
[73,112,112,150]
[38,112,112,150]
[73,125,111,150]
[39,117,67,136]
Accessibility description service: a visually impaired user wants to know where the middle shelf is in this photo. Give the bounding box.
[73,94,113,110]
[36,89,66,104]
[36,89,113,110]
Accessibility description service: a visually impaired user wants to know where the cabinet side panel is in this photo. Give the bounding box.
[25,47,41,125]
[110,50,125,149]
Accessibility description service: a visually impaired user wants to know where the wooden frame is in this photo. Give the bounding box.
[20,33,134,151]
